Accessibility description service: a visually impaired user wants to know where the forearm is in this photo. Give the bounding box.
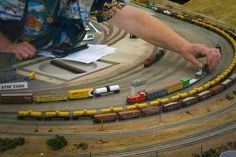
[109,6,190,54]
[0,32,13,51]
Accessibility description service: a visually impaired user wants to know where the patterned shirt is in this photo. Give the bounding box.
[0,0,126,47]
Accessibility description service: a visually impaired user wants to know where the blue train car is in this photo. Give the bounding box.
[146,88,167,100]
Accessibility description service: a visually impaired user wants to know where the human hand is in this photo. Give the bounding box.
[6,42,37,61]
[180,43,221,70]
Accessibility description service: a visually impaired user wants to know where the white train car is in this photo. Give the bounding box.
[94,85,120,97]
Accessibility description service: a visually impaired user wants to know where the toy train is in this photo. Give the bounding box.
[17,109,97,120]
[15,2,236,123]
[16,73,236,122]
[144,48,166,67]
[126,64,209,104]
[0,85,120,104]
[94,73,236,123]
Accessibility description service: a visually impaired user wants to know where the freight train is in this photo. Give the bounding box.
[16,73,236,122]
[144,48,166,67]
[94,73,236,123]
[0,85,120,104]
[12,2,236,123]
[127,64,209,104]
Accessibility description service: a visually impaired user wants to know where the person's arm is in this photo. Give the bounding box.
[0,32,36,60]
[109,6,221,70]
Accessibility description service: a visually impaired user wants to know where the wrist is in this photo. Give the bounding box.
[179,41,191,55]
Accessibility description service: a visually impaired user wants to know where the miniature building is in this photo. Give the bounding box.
[130,78,147,95]
[0,52,16,69]
[0,53,17,83]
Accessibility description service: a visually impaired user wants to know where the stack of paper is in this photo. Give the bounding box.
[38,44,116,64]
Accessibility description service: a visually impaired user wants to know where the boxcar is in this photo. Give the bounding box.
[118,110,141,120]
[181,96,199,107]
[93,113,118,123]
[166,82,183,94]
[210,85,224,95]
[146,88,167,100]
[1,93,33,104]
[68,88,93,99]
[34,95,68,103]
[220,79,233,89]
[139,106,160,116]
[229,73,236,82]
[197,90,212,101]
[162,102,182,112]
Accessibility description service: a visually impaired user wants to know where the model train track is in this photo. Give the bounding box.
[0,1,235,119]
[0,96,235,132]
[1,113,235,157]
[67,120,236,157]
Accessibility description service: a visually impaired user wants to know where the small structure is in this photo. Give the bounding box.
[130,78,147,95]
[0,52,17,83]
[0,52,16,68]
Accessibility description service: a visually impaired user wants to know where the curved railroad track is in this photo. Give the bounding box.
[0,3,236,157]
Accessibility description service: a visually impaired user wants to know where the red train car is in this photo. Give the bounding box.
[126,91,147,104]
[0,93,33,104]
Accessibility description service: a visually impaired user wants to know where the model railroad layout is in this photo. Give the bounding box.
[1,2,236,124]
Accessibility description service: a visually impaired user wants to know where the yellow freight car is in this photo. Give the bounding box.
[135,103,147,109]
[126,105,137,111]
[17,110,42,120]
[101,108,112,114]
[34,95,68,103]
[72,109,97,119]
[112,107,124,112]
[150,99,161,106]
[68,88,93,99]
[166,82,183,94]
[188,89,197,96]
[44,111,70,120]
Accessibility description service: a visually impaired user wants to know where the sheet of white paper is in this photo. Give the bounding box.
[38,45,116,64]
